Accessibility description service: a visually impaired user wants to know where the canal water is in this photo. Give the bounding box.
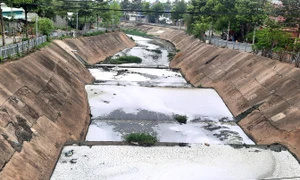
[85,35,254,145]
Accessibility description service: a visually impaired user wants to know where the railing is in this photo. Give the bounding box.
[0,28,106,61]
[210,38,253,52]
[0,36,47,60]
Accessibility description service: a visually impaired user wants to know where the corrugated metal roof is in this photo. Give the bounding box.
[1,7,24,13]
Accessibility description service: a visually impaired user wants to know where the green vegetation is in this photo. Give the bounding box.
[125,133,157,146]
[168,52,175,61]
[122,29,151,37]
[54,26,73,31]
[35,41,51,50]
[176,49,180,52]
[59,35,73,40]
[37,18,55,36]
[83,31,105,37]
[174,114,187,124]
[22,38,30,42]
[197,84,202,88]
[109,56,142,64]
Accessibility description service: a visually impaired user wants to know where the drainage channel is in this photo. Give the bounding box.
[51,34,300,179]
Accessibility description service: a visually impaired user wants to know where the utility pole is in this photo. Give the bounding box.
[227,20,230,41]
[252,23,256,44]
[0,3,6,46]
[35,14,38,39]
[76,12,79,30]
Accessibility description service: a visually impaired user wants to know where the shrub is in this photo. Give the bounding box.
[168,52,175,61]
[83,31,104,37]
[37,18,55,36]
[36,41,51,49]
[125,133,157,146]
[22,38,29,42]
[174,114,187,124]
[109,56,142,64]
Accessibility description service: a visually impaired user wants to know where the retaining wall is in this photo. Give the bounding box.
[0,32,134,179]
[133,24,300,160]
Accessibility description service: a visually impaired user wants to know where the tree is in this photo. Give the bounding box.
[110,1,122,26]
[163,0,172,18]
[171,0,187,24]
[11,0,36,38]
[142,1,150,22]
[278,0,300,27]
[37,17,54,36]
[149,2,164,23]
[120,0,131,10]
[131,0,142,10]
[253,26,293,58]
[187,0,269,41]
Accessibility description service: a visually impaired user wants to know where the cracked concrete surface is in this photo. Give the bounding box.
[0,32,134,180]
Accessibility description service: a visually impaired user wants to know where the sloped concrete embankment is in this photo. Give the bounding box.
[154,28,300,160]
[0,32,134,180]
[63,32,135,65]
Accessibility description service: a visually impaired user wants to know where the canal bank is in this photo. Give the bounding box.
[51,33,300,179]
[0,31,135,180]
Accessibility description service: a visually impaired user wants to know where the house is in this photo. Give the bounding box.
[1,3,25,20]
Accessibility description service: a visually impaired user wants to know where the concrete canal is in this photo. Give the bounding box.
[85,35,253,145]
[51,34,300,180]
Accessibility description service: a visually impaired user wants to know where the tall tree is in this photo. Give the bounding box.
[171,0,187,24]
[149,2,164,23]
[110,1,122,26]
[278,0,300,27]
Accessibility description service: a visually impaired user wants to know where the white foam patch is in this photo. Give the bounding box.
[89,68,189,87]
[85,85,233,120]
[51,145,300,180]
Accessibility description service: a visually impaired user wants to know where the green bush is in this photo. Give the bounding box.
[36,41,51,49]
[22,38,29,42]
[125,133,157,146]
[109,56,142,64]
[37,18,54,36]
[83,31,104,37]
[168,52,175,61]
[174,114,187,124]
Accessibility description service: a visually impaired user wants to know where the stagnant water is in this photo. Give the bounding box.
[85,35,254,145]
[51,35,300,180]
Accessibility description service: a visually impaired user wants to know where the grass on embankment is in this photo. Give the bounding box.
[109,56,142,64]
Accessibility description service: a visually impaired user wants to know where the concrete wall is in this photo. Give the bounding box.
[63,32,135,65]
[133,25,300,160]
[0,32,134,179]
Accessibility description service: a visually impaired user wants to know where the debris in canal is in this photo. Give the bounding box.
[109,56,142,64]
[174,114,187,124]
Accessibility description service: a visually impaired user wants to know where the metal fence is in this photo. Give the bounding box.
[210,38,253,52]
[0,28,106,60]
[0,36,47,60]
